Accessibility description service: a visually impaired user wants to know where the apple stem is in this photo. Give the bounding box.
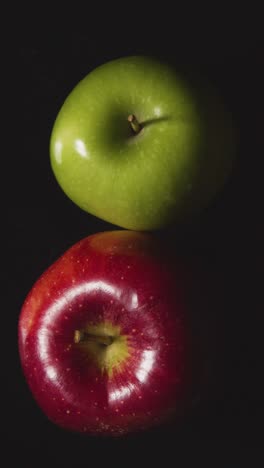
[74,330,114,346]
[128,114,142,134]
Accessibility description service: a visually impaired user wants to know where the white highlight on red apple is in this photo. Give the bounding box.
[37,280,139,365]
[37,281,121,365]
[128,291,138,310]
[109,350,156,404]
[109,383,136,402]
[136,350,156,383]
[46,365,58,381]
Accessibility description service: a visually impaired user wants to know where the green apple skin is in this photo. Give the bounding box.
[50,56,235,230]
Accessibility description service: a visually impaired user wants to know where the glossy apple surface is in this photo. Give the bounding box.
[18,230,207,436]
[50,55,235,230]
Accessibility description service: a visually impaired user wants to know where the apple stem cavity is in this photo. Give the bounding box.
[128,114,142,135]
[74,330,114,347]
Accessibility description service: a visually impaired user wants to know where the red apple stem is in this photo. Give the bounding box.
[128,114,142,134]
[74,330,114,346]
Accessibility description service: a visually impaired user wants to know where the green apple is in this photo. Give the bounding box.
[50,56,235,230]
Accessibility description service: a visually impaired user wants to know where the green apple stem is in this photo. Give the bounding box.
[128,114,142,134]
[74,330,114,346]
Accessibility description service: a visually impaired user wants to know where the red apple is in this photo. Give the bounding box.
[18,231,207,436]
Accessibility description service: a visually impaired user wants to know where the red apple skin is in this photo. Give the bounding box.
[18,231,205,436]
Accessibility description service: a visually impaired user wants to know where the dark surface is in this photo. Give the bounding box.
[6,10,264,467]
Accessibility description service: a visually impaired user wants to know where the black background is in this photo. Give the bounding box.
[5,7,264,467]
